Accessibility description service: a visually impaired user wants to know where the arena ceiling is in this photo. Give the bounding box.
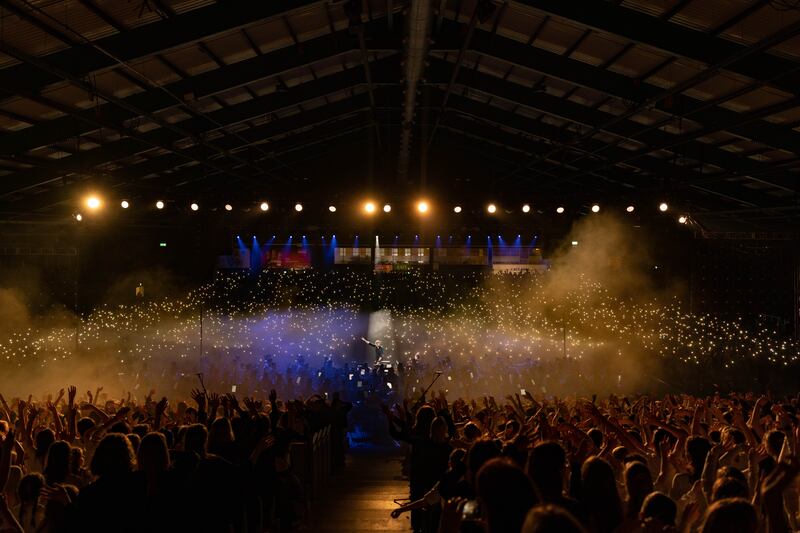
[0,0,798,231]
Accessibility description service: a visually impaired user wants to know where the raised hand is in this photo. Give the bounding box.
[250,434,276,462]
[190,389,207,411]
[208,393,220,412]
[226,393,241,413]
[760,455,800,532]
[152,396,168,429]
[243,397,263,414]
[67,386,77,407]
[761,455,800,503]
[156,397,168,414]
[269,389,278,404]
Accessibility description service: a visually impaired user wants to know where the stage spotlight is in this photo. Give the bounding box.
[120,200,129,209]
[75,213,83,221]
[626,205,635,213]
[328,205,337,213]
[556,206,565,214]
[571,240,578,246]
[260,202,269,211]
[364,201,376,214]
[383,204,392,213]
[522,204,531,213]
[85,195,102,210]
[659,202,669,212]
[156,200,165,210]
[224,204,233,211]
[591,204,600,213]
[454,206,462,213]
[678,215,688,224]
[190,203,199,211]
[487,203,497,214]
[294,203,303,212]
[416,200,429,214]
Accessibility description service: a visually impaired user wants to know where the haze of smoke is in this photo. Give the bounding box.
[1,221,685,400]
[474,213,668,395]
[0,267,191,399]
[544,214,655,300]
[0,287,32,338]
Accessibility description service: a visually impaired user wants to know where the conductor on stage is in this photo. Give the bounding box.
[361,337,385,365]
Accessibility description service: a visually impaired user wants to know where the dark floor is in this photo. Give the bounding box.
[310,448,412,532]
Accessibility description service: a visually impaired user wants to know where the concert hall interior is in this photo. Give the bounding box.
[0,1,799,532]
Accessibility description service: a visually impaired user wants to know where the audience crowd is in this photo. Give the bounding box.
[2,269,797,399]
[1,271,798,532]
[0,385,350,532]
[386,390,800,533]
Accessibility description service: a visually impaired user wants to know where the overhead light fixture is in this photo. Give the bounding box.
[85,195,102,210]
[417,200,429,214]
[487,203,497,214]
[156,200,165,210]
[328,205,337,213]
[454,206,462,213]
[659,202,669,212]
[260,202,269,211]
[383,204,392,213]
[626,205,635,213]
[678,215,688,224]
[571,240,578,246]
[190,203,199,211]
[120,200,129,209]
[224,204,233,211]
[75,213,83,221]
[364,201,376,214]
[522,204,531,213]
[556,206,565,214]
[294,203,303,212]
[591,204,600,213]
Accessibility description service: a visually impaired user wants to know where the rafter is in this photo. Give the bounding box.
[432,21,800,160]
[0,27,399,157]
[509,0,800,97]
[437,89,790,209]
[0,57,400,197]
[425,57,797,194]
[12,96,396,213]
[0,1,325,106]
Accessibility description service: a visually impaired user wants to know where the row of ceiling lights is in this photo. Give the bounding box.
[77,196,688,224]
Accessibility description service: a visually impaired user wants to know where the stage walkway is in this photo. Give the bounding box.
[309,448,412,532]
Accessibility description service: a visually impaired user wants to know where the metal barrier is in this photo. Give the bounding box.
[290,425,332,502]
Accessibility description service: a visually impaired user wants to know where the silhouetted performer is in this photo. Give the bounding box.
[361,337,385,365]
